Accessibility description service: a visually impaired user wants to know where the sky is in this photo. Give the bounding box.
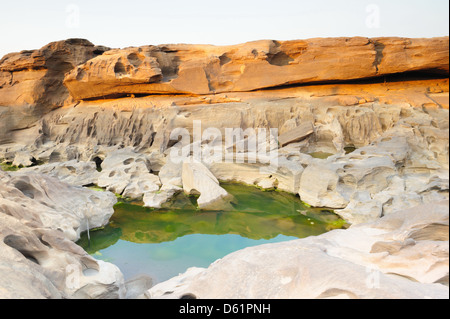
[0,0,448,58]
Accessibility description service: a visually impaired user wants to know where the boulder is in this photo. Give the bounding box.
[209,153,306,194]
[278,122,314,147]
[143,184,182,209]
[0,171,125,299]
[158,156,183,187]
[182,158,234,210]
[1,172,116,241]
[124,275,154,299]
[70,260,126,299]
[97,148,161,199]
[12,151,34,167]
[298,162,349,208]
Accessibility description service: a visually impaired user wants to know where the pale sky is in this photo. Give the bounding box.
[0,0,448,58]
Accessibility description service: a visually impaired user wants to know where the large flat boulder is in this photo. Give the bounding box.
[278,122,315,147]
[15,160,100,186]
[147,201,449,299]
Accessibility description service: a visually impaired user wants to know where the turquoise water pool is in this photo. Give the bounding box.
[77,183,345,284]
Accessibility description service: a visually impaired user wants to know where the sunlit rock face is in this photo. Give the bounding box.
[63,37,449,99]
[0,39,109,144]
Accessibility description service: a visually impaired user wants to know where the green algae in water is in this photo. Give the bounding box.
[0,162,21,172]
[309,152,334,159]
[308,147,357,159]
[1,159,45,172]
[87,185,106,192]
[344,146,357,154]
[77,183,346,283]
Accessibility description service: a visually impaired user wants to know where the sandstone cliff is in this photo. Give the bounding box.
[0,37,447,144]
[1,37,448,107]
[0,39,109,142]
[0,39,109,108]
[62,37,449,100]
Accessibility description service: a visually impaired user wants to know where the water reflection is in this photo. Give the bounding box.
[77,183,346,282]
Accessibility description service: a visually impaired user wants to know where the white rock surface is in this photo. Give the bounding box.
[71,260,126,299]
[97,148,161,199]
[0,170,125,299]
[1,172,116,241]
[299,162,349,208]
[147,201,449,299]
[12,151,34,167]
[143,184,182,209]
[182,158,234,210]
[15,160,100,186]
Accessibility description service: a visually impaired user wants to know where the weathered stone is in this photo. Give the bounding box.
[64,47,163,100]
[70,260,126,299]
[374,37,449,75]
[0,40,109,144]
[158,156,183,187]
[182,158,234,210]
[278,122,315,147]
[0,39,109,110]
[63,37,449,100]
[143,184,182,209]
[97,148,161,199]
[124,275,154,299]
[299,162,349,208]
[12,151,34,167]
[0,36,449,300]
[0,171,125,299]
[209,153,306,194]
[1,172,116,241]
[16,160,100,186]
[147,201,449,299]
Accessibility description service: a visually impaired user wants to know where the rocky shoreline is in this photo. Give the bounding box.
[0,37,448,298]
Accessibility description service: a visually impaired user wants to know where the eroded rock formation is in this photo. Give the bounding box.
[0,36,448,299]
[0,39,109,144]
[0,170,125,298]
[63,37,449,99]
